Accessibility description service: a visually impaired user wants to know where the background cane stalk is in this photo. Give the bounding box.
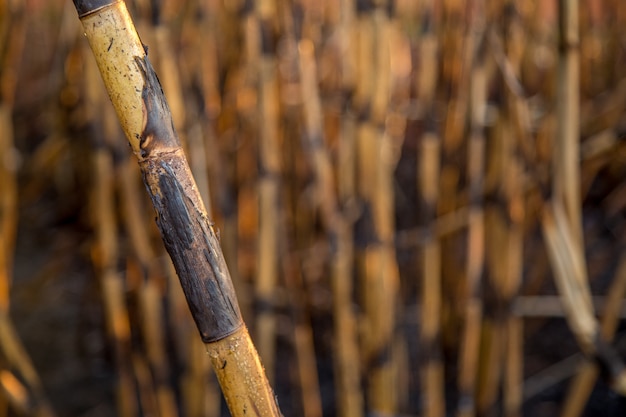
[298,35,364,417]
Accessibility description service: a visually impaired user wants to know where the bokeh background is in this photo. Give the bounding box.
[1,0,626,416]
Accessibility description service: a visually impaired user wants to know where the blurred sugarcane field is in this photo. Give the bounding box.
[1,0,626,416]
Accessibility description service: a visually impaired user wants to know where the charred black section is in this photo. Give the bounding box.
[156,164,195,249]
[135,55,181,157]
[141,154,243,343]
[134,51,243,343]
[73,0,118,18]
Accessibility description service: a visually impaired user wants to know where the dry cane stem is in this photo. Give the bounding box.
[276,9,323,417]
[72,2,281,416]
[415,2,445,416]
[457,7,486,415]
[253,0,281,384]
[298,38,364,417]
[366,9,400,416]
[499,6,526,416]
[555,0,583,249]
[548,0,626,413]
[419,132,445,417]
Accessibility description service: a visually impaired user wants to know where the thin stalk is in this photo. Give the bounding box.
[337,1,396,411]
[555,0,583,248]
[500,5,526,416]
[253,0,281,383]
[334,2,363,406]
[278,7,323,416]
[384,11,412,411]
[536,2,626,409]
[501,144,524,408]
[550,3,626,410]
[419,131,445,417]
[457,3,486,415]
[414,2,445,416]
[338,0,357,219]
[476,5,527,415]
[72,2,281,416]
[368,9,401,416]
[351,3,401,414]
[298,37,363,417]
[549,9,602,400]
[437,8,472,386]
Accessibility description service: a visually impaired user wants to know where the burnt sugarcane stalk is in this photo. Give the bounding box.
[71,1,281,416]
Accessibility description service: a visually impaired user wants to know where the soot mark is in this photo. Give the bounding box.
[157,162,194,249]
[134,55,180,157]
[143,157,243,342]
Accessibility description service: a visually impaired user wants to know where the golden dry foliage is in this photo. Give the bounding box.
[3,0,626,416]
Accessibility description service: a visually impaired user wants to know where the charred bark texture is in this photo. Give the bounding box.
[73,0,118,17]
[135,56,180,157]
[135,55,243,343]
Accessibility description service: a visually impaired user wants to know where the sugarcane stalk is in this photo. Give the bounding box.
[277,7,324,417]
[553,0,592,332]
[555,0,583,248]
[253,0,281,384]
[298,37,364,417]
[414,2,445,416]
[457,5,486,415]
[71,2,281,416]
[499,6,526,416]
[419,133,445,417]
